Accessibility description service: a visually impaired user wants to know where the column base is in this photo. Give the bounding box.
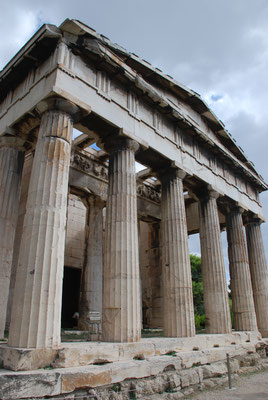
[259,329,268,338]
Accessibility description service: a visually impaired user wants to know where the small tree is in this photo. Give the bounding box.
[190,254,205,330]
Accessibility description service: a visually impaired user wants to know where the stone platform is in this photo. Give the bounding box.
[0,332,267,399]
[0,331,261,371]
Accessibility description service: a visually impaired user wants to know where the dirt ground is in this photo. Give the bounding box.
[189,368,268,400]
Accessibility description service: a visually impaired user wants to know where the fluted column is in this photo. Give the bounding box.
[78,196,104,335]
[198,190,231,333]
[160,169,195,337]
[0,135,25,338]
[6,152,34,331]
[245,217,268,337]
[102,138,141,342]
[8,97,79,348]
[226,206,257,331]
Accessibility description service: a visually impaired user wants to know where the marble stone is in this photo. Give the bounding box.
[246,219,268,337]
[160,169,195,337]
[226,206,257,331]
[78,196,104,334]
[8,99,79,348]
[0,136,25,338]
[102,138,141,342]
[198,190,232,334]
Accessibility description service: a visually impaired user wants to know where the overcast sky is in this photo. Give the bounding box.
[1,0,268,276]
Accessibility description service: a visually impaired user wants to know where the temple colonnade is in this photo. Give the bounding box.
[1,97,268,350]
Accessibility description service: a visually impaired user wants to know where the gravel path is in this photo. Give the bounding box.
[189,368,268,399]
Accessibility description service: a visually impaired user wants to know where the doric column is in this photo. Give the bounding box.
[198,189,231,333]
[102,138,141,342]
[0,134,25,338]
[78,196,104,336]
[160,168,195,337]
[8,97,79,348]
[6,152,34,331]
[226,206,257,331]
[245,217,268,337]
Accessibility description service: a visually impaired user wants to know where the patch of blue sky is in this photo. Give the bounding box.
[210,94,223,102]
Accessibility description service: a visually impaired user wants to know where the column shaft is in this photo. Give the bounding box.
[226,209,257,331]
[199,192,231,333]
[0,142,24,338]
[6,152,33,331]
[102,139,141,342]
[8,106,75,348]
[246,221,268,337]
[78,197,104,335]
[161,170,195,337]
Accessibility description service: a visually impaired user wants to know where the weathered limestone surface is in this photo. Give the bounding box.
[0,331,261,370]
[0,333,265,399]
[226,207,257,331]
[198,190,232,334]
[246,219,268,337]
[8,98,78,348]
[0,136,24,338]
[78,196,104,334]
[6,152,33,331]
[160,169,195,337]
[102,138,141,342]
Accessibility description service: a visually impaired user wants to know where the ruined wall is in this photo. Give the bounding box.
[139,220,163,329]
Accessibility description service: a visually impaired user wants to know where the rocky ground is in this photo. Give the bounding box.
[188,367,268,400]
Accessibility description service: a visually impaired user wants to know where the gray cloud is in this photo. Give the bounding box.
[1,0,268,263]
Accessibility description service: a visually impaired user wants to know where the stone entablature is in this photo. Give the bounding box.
[0,21,265,217]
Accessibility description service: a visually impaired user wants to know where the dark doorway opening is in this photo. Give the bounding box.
[61,266,81,329]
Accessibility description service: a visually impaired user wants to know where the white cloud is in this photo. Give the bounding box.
[0,8,41,69]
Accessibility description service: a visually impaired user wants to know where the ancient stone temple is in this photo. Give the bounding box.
[1,19,268,400]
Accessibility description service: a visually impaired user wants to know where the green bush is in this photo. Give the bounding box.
[194,314,206,330]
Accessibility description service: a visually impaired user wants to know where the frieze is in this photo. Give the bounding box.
[137,183,161,204]
[71,152,108,181]
[71,151,161,203]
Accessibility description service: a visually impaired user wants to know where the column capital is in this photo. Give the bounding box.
[36,97,80,121]
[192,185,221,202]
[220,200,245,216]
[104,137,140,154]
[244,212,264,226]
[157,166,187,183]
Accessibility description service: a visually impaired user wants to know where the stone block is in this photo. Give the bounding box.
[165,392,184,399]
[235,352,260,367]
[230,358,240,373]
[0,370,61,399]
[149,356,182,375]
[188,369,200,385]
[202,361,227,378]
[61,366,112,393]
[167,373,181,388]
[0,344,57,371]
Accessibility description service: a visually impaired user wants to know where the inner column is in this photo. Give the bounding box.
[198,189,231,334]
[78,196,104,338]
[102,138,141,342]
[160,168,195,337]
[8,97,79,348]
